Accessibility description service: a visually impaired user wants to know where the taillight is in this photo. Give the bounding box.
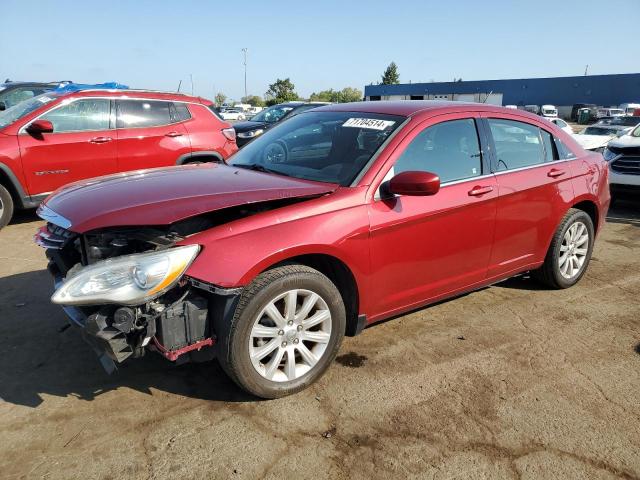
[222,128,236,141]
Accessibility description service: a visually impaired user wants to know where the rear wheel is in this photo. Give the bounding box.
[0,184,14,229]
[533,208,594,289]
[215,265,345,398]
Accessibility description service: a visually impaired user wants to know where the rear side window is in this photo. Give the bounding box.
[170,102,191,122]
[40,98,110,132]
[116,100,171,128]
[394,118,482,183]
[488,119,544,171]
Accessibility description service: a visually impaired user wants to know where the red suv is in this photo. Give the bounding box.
[36,101,609,398]
[0,88,237,227]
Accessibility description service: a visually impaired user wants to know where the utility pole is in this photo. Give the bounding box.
[584,64,589,76]
[190,74,194,95]
[241,48,248,99]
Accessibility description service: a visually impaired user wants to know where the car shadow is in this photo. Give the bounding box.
[607,196,640,227]
[0,269,255,408]
[8,208,40,225]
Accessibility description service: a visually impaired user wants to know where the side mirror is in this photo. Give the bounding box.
[0,101,6,111]
[386,171,440,196]
[26,119,54,134]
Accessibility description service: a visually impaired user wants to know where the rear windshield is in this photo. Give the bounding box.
[228,111,405,186]
[0,93,60,129]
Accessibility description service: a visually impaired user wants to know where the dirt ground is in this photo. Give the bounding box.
[1,200,639,480]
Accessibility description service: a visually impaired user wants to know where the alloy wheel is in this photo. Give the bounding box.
[558,221,589,279]
[249,289,332,382]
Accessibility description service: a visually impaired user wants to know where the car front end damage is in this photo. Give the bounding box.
[35,207,244,373]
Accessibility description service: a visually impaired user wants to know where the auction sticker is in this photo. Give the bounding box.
[342,118,395,130]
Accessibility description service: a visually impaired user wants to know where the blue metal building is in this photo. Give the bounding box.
[364,73,640,111]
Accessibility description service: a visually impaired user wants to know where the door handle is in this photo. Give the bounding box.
[547,168,566,178]
[165,131,183,137]
[89,136,112,143]
[468,185,494,197]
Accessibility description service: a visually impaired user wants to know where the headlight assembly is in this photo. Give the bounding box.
[237,129,264,139]
[52,245,200,306]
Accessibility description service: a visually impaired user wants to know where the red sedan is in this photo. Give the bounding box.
[36,101,609,398]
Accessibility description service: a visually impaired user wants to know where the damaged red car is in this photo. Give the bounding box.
[36,101,609,398]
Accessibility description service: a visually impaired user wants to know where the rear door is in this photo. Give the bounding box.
[115,99,190,171]
[18,97,116,195]
[481,113,574,278]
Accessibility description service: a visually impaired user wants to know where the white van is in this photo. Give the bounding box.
[619,103,640,116]
[540,104,558,118]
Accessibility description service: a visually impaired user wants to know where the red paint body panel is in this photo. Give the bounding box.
[39,101,610,328]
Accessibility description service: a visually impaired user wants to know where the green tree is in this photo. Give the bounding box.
[241,95,265,107]
[214,92,227,106]
[337,87,362,103]
[309,89,338,103]
[381,62,400,85]
[265,78,298,105]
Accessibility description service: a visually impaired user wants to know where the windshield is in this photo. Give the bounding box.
[228,111,405,185]
[250,104,295,124]
[583,126,619,136]
[0,93,59,129]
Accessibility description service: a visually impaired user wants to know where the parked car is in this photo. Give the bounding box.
[619,103,640,116]
[0,86,236,227]
[603,124,640,201]
[220,108,246,121]
[36,101,609,398]
[524,105,540,114]
[0,80,71,111]
[545,117,573,135]
[540,104,558,118]
[233,102,329,147]
[595,116,640,128]
[570,103,597,122]
[573,124,632,151]
[596,108,625,119]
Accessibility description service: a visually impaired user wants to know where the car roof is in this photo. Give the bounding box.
[55,89,210,104]
[311,100,546,121]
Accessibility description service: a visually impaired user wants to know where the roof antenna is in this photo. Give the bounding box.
[482,91,493,104]
[177,80,182,93]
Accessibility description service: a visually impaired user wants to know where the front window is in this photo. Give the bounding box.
[249,104,295,124]
[40,98,110,132]
[228,111,404,185]
[0,93,59,129]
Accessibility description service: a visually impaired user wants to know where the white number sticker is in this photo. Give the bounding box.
[342,118,395,130]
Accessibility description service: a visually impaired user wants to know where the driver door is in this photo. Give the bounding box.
[367,114,498,318]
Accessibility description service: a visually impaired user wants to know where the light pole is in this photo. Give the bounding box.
[241,48,248,99]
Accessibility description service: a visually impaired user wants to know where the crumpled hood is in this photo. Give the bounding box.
[41,163,337,233]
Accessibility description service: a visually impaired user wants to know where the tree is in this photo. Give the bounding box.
[241,95,265,107]
[214,92,227,106]
[265,78,298,105]
[381,62,400,85]
[309,89,338,103]
[337,87,362,103]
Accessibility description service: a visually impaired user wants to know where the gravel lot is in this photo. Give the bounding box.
[1,200,639,480]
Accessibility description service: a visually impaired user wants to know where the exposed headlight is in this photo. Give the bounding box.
[237,129,264,139]
[602,147,617,161]
[52,245,200,306]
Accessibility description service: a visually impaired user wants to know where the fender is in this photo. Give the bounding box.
[175,151,223,165]
[0,161,34,208]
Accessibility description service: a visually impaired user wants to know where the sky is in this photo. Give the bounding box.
[2,0,639,102]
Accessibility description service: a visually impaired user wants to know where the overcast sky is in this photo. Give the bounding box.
[2,0,639,101]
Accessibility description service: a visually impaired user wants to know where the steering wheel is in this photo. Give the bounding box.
[262,140,288,164]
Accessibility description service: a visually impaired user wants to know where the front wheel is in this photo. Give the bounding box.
[215,265,346,398]
[533,208,595,289]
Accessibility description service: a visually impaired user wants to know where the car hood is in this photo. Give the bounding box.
[232,120,269,132]
[608,134,640,148]
[41,164,338,233]
[573,134,614,151]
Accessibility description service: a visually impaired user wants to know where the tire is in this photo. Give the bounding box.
[533,208,595,289]
[0,184,14,229]
[215,265,346,398]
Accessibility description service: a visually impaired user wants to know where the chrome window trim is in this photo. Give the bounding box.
[492,157,570,176]
[19,96,203,135]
